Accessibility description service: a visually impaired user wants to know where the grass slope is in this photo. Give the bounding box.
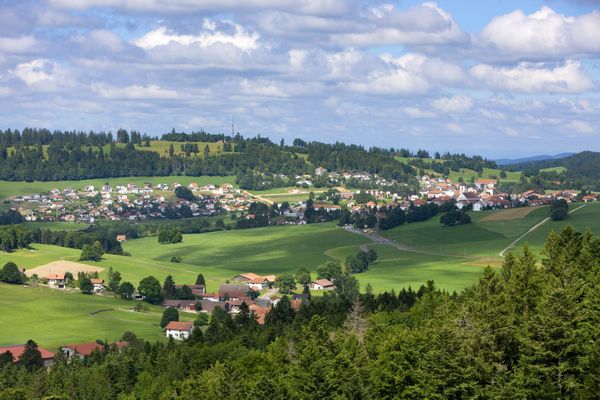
[0,283,180,350]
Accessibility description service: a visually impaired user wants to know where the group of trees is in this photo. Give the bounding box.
[2,226,599,398]
[440,208,472,226]
[550,198,569,221]
[31,225,124,255]
[0,225,32,252]
[79,241,104,261]
[344,249,378,273]
[157,227,183,244]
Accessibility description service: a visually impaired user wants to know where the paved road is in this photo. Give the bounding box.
[498,204,586,257]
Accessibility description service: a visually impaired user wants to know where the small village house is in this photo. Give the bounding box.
[47,273,66,289]
[219,284,254,301]
[61,341,127,360]
[91,279,105,293]
[0,344,55,367]
[310,279,335,291]
[165,321,194,340]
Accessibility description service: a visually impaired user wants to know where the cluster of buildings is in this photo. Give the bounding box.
[418,176,596,211]
[11,182,261,223]
[0,341,129,368]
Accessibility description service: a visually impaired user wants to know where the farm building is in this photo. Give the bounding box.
[91,279,105,293]
[219,284,254,301]
[165,321,194,340]
[310,279,335,291]
[61,341,127,360]
[0,344,55,367]
[47,273,66,289]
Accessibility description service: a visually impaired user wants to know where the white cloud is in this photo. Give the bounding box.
[403,107,436,118]
[431,95,472,113]
[479,7,600,60]
[470,61,595,93]
[49,0,351,16]
[92,83,179,99]
[11,59,71,90]
[446,122,463,133]
[565,120,594,134]
[331,3,468,47]
[134,21,259,52]
[0,35,36,53]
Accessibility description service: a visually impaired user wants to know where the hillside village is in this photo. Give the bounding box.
[8,168,598,227]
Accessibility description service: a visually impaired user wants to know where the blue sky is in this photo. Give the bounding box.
[0,0,599,158]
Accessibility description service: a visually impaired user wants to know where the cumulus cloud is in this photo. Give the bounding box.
[478,6,600,60]
[330,3,468,47]
[11,59,71,90]
[91,83,180,99]
[0,36,36,53]
[565,120,594,134]
[431,95,473,113]
[471,61,596,93]
[134,20,259,52]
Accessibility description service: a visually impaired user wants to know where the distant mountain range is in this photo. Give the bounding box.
[495,153,575,166]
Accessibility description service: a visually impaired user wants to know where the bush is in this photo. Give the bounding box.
[170,256,183,263]
[160,307,179,328]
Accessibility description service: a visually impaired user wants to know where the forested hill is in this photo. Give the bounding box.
[0,128,496,188]
[1,227,599,398]
[505,151,600,189]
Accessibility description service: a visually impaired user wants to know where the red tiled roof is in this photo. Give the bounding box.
[91,279,104,285]
[313,279,334,287]
[0,344,54,361]
[164,321,194,331]
[48,273,65,280]
[249,304,270,325]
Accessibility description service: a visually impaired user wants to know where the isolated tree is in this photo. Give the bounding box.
[295,267,312,286]
[367,249,378,264]
[119,281,135,299]
[0,261,23,284]
[160,307,179,328]
[79,276,94,294]
[195,273,206,286]
[18,340,43,371]
[316,261,343,281]
[276,273,296,294]
[138,276,163,304]
[175,186,194,201]
[108,270,121,293]
[550,199,569,221]
[80,241,103,261]
[162,275,177,299]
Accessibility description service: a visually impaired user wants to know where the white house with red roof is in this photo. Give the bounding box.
[165,321,194,340]
[310,279,335,291]
[47,273,66,289]
[91,278,105,293]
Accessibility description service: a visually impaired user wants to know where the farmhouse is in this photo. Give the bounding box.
[47,273,66,289]
[249,304,270,325]
[583,194,597,202]
[91,278,105,293]
[165,321,194,340]
[116,234,127,242]
[219,284,254,301]
[310,279,335,290]
[233,273,276,290]
[475,179,497,190]
[0,344,55,367]
[61,341,127,360]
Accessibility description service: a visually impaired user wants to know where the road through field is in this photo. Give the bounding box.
[344,226,467,258]
[498,204,587,257]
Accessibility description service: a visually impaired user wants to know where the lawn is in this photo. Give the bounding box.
[0,283,186,350]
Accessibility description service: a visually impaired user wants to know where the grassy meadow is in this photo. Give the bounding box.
[0,283,194,350]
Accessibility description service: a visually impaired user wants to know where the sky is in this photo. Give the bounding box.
[0,0,599,158]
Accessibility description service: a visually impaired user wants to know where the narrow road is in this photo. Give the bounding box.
[343,226,466,258]
[498,204,586,257]
[258,287,278,300]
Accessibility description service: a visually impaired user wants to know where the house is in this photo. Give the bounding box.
[475,179,497,190]
[165,321,194,340]
[47,273,66,289]
[91,279,105,293]
[219,284,253,301]
[310,279,335,290]
[60,341,127,359]
[315,166,328,176]
[233,273,262,283]
[582,194,597,203]
[249,304,270,325]
[161,300,198,311]
[0,344,55,367]
[116,234,127,242]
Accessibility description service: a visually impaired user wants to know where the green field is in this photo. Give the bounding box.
[0,283,190,350]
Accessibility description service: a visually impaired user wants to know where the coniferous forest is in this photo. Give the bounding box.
[1,226,598,399]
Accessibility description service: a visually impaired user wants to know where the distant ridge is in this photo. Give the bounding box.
[496,153,575,166]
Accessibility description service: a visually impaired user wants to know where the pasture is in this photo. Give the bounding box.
[0,283,180,350]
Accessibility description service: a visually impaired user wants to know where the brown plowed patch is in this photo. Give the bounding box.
[480,207,537,222]
[24,260,103,277]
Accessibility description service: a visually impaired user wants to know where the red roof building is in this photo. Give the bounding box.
[0,344,55,367]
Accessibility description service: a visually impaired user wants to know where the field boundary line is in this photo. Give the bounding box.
[499,204,586,257]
